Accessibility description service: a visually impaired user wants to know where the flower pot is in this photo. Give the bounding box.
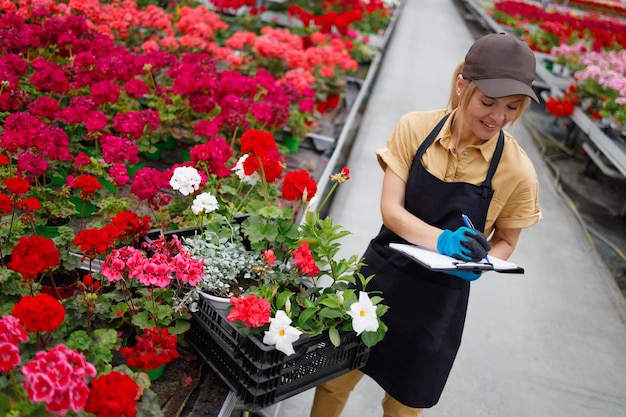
[47,165,69,186]
[35,223,67,238]
[146,365,166,380]
[36,216,71,238]
[98,176,117,194]
[127,161,146,178]
[40,282,77,299]
[70,196,96,218]
[163,136,177,150]
[39,269,84,300]
[281,134,301,153]
[132,365,166,381]
[179,148,191,162]
[199,291,231,313]
[142,146,163,161]
[315,100,327,113]
[326,94,341,110]
[142,141,170,161]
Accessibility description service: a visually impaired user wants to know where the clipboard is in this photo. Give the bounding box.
[389,243,525,274]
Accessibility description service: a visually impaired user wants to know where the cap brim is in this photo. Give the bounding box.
[474,78,540,103]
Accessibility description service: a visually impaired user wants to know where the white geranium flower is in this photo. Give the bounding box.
[263,310,302,356]
[170,166,202,196]
[347,292,379,335]
[191,192,219,215]
[232,155,261,186]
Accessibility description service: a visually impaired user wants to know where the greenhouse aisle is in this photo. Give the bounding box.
[271,0,626,416]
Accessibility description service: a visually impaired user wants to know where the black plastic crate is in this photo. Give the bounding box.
[187,294,370,410]
[143,226,203,245]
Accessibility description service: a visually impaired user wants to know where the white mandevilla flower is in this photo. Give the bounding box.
[191,192,219,215]
[347,292,379,335]
[263,310,302,356]
[170,166,202,196]
[232,154,261,186]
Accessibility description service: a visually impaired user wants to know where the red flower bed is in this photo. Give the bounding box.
[492,0,626,51]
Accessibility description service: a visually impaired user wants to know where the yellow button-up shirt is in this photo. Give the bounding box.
[376,109,542,236]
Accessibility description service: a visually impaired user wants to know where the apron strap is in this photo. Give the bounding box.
[416,114,505,189]
[416,114,450,159]
[481,130,504,189]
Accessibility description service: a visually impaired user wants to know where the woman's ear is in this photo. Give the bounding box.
[455,75,465,96]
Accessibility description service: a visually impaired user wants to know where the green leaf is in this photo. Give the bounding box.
[328,326,340,347]
[361,321,388,347]
[275,290,293,309]
[168,319,191,335]
[131,311,155,330]
[258,205,284,218]
[297,307,318,324]
[318,298,340,308]
[318,307,343,319]
[361,331,379,347]
[66,330,91,351]
[94,328,120,347]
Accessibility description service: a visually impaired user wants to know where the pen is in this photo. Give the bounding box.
[461,214,491,263]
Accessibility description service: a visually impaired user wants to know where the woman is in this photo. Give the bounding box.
[310,33,543,417]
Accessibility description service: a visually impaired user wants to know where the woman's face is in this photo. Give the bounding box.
[461,89,524,142]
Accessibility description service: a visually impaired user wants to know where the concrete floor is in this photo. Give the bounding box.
[264,0,626,416]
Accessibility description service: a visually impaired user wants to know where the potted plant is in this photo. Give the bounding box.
[121,326,179,381]
[181,218,262,303]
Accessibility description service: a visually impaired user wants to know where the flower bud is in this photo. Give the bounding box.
[83,275,93,286]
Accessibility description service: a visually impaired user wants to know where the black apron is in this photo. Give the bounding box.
[359,114,504,407]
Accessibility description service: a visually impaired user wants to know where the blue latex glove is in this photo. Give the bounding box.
[437,227,491,262]
[444,269,483,281]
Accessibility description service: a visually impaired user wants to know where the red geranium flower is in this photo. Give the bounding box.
[85,371,139,417]
[291,242,320,277]
[240,129,277,156]
[8,235,61,280]
[0,193,12,214]
[16,196,41,212]
[74,225,121,260]
[243,154,284,183]
[227,295,271,328]
[12,294,65,333]
[70,174,102,200]
[4,177,30,194]
[121,327,179,371]
[282,169,318,202]
[111,210,152,242]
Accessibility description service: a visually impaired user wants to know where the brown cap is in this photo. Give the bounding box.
[462,33,539,103]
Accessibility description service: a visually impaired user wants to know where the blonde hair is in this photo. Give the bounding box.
[447,60,531,127]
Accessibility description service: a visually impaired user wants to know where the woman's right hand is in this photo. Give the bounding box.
[436,227,491,262]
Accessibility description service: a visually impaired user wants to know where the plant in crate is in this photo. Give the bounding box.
[181,217,263,300]
[226,168,389,354]
[155,128,389,354]
[183,164,388,410]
